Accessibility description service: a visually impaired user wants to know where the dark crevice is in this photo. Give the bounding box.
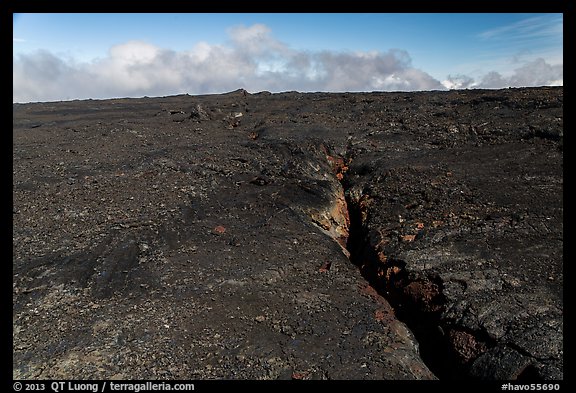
[319,147,534,380]
[515,364,541,381]
[342,186,456,379]
[333,154,492,380]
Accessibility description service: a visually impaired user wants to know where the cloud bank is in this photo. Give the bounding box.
[13,23,562,103]
[443,58,563,90]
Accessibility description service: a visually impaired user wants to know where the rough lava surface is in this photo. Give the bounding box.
[13,87,562,380]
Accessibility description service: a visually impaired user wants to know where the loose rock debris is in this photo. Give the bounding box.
[13,87,562,380]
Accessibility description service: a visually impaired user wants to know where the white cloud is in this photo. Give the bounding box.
[442,74,475,89]
[507,58,563,87]
[13,24,445,103]
[443,58,563,90]
[108,40,160,65]
[228,23,288,56]
[13,23,563,103]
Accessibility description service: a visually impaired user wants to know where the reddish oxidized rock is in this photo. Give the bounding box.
[213,225,226,234]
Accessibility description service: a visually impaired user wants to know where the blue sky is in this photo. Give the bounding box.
[13,13,563,102]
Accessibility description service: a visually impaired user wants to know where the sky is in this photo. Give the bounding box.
[13,13,563,103]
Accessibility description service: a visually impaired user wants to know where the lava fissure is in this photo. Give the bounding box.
[329,154,484,380]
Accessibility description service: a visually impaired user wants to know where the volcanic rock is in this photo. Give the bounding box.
[13,87,562,380]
